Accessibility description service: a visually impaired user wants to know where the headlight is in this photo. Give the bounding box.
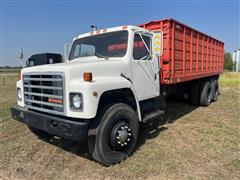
[73,95,81,108]
[17,88,22,101]
[70,93,83,110]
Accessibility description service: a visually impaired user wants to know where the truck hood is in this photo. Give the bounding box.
[21,56,127,81]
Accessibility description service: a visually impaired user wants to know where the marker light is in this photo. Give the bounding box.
[83,72,92,82]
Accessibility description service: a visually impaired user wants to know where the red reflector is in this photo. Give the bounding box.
[48,98,63,104]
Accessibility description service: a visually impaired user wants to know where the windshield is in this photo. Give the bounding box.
[69,30,128,60]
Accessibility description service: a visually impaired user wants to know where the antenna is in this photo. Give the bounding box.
[90,25,97,32]
[19,48,25,67]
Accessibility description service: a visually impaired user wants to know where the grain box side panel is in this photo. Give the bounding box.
[139,18,224,85]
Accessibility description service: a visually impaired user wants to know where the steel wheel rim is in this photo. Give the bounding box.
[109,120,132,151]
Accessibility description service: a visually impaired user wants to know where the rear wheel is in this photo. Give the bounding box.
[199,81,212,107]
[28,126,51,139]
[87,103,139,166]
[211,80,219,102]
[190,82,200,105]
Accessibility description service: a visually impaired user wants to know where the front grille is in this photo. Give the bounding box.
[23,73,64,114]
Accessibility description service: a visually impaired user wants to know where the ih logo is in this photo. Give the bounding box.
[48,98,63,104]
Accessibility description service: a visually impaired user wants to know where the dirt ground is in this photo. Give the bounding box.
[0,72,239,179]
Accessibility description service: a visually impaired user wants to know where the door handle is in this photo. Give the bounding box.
[154,73,157,81]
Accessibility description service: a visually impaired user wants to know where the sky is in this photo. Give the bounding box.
[1,0,239,66]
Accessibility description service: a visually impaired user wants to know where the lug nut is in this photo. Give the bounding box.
[128,133,132,136]
[121,127,124,130]
[127,138,130,141]
[117,141,121,144]
[116,136,120,139]
[128,128,131,131]
[124,142,127,145]
[121,144,124,147]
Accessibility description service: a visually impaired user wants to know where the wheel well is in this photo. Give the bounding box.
[98,88,137,113]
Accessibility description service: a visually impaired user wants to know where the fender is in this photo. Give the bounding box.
[88,77,142,121]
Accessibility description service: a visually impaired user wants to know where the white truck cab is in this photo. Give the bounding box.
[11,25,164,166]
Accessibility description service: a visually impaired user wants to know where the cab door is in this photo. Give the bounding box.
[131,32,160,100]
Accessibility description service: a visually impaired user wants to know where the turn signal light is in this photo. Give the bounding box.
[83,72,92,82]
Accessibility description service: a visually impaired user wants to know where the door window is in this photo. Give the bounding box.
[133,34,151,60]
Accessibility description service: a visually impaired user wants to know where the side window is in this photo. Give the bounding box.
[73,44,95,58]
[80,44,95,57]
[133,34,151,60]
[73,44,81,58]
[28,61,34,67]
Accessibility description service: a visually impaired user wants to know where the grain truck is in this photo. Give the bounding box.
[11,19,224,166]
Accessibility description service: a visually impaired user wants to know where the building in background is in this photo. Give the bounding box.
[232,49,240,72]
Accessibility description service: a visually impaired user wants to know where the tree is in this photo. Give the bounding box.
[224,52,233,71]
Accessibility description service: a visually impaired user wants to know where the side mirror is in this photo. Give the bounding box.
[152,31,163,57]
[64,43,72,61]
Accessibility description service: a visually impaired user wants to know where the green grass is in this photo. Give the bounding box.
[0,69,21,74]
[220,72,240,87]
[0,72,239,179]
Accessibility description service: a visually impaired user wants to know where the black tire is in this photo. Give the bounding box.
[28,126,51,139]
[87,103,139,166]
[190,82,200,105]
[211,80,219,102]
[199,81,212,107]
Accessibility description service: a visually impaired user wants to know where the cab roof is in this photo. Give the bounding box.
[73,25,151,41]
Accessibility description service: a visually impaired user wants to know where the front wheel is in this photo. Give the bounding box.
[87,103,139,166]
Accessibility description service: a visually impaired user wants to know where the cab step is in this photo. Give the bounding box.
[142,110,165,123]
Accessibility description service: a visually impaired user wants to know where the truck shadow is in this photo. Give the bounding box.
[165,97,198,124]
[135,97,198,151]
[40,97,198,162]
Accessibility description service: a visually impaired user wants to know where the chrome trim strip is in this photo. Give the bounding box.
[24,92,63,99]
[24,85,62,90]
[25,105,64,114]
[25,99,63,108]
[24,78,62,81]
